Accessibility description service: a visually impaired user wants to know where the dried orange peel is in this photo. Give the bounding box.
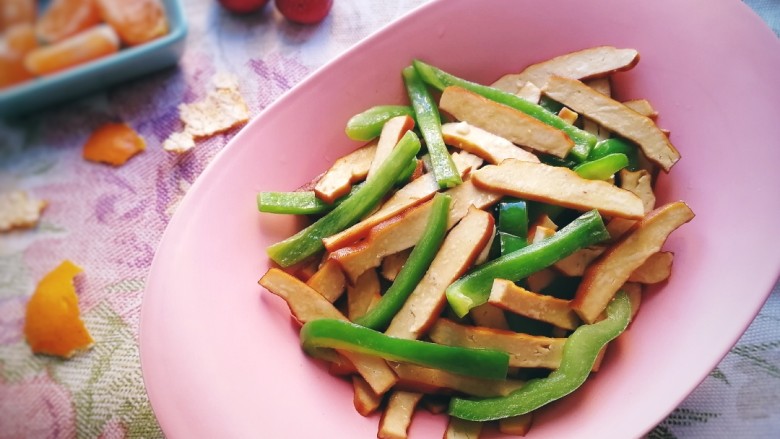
[82,122,146,166]
[24,260,94,358]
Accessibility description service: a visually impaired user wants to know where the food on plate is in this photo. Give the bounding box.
[24,260,94,358]
[82,122,146,166]
[164,73,250,154]
[0,190,46,232]
[439,86,574,159]
[441,122,541,165]
[472,160,645,219]
[346,105,416,141]
[572,202,694,323]
[491,46,640,92]
[256,47,692,437]
[404,66,461,189]
[543,75,681,171]
[314,141,378,203]
[275,0,333,25]
[379,390,423,439]
[446,417,483,439]
[448,293,631,421]
[0,0,169,90]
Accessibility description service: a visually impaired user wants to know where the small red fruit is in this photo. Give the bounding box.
[218,0,270,14]
[275,0,333,24]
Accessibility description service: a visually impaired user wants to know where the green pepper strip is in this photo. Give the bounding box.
[355,193,451,330]
[395,157,419,186]
[498,232,526,255]
[412,60,598,162]
[345,105,415,141]
[498,199,529,239]
[573,153,629,180]
[448,291,632,421]
[588,138,640,171]
[267,131,421,267]
[446,210,609,317]
[257,185,359,215]
[259,155,417,216]
[301,319,510,380]
[403,66,462,189]
[496,199,529,255]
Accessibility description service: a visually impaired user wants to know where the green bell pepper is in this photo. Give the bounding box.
[403,66,461,189]
[412,60,598,162]
[573,153,629,180]
[448,291,632,421]
[355,193,451,330]
[258,155,417,216]
[446,210,609,317]
[300,319,510,380]
[588,138,640,171]
[257,186,359,215]
[498,232,526,255]
[498,199,529,239]
[267,131,421,267]
[345,105,415,141]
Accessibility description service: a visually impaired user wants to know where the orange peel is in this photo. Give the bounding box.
[24,260,94,358]
[82,122,146,166]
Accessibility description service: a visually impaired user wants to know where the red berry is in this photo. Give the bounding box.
[275,0,333,24]
[218,0,270,14]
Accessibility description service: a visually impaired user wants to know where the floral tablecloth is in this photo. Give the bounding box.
[1,1,778,437]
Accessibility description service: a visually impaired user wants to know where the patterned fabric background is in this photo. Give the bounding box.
[0,1,777,437]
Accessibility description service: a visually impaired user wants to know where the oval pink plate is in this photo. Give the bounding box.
[139,0,780,437]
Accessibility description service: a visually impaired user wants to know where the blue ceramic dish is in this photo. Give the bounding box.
[0,0,187,117]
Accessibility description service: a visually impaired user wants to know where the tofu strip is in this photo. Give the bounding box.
[491,46,639,92]
[473,159,645,219]
[428,318,566,369]
[445,418,484,439]
[347,269,381,320]
[385,207,494,340]
[390,362,524,398]
[489,279,581,330]
[439,86,574,158]
[306,258,346,303]
[314,141,377,203]
[378,391,423,439]
[323,152,479,251]
[543,76,680,171]
[258,269,397,395]
[330,180,501,282]
[572,202,694,323]
[367,115,415,180]
[441,121,541,164]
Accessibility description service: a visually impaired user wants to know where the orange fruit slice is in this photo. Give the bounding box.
[24,24,119,76]
[36,0,102,44]
[96,0,168,46]
[82,122,146,166]
[0,0,36,32]
[24,260,94,358]
[5,22,37,54]
[0,23,36,89]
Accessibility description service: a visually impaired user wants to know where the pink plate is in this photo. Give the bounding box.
[139,0,780,437]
